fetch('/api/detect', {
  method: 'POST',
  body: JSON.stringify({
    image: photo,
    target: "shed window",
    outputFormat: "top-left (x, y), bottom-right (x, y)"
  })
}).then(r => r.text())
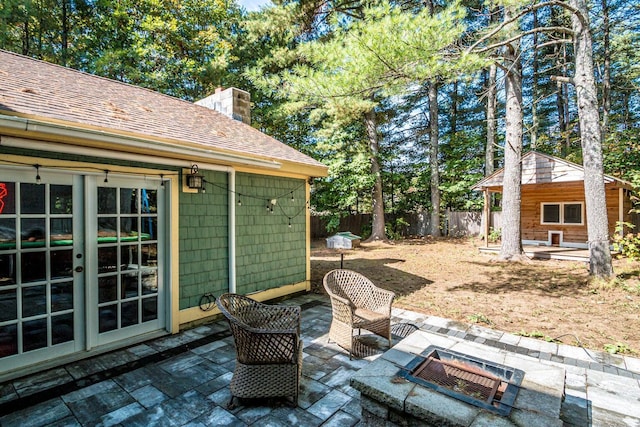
top-left (542, 204), bottom-right (560, 223)
top-left (541, 202), bottom-right (583, 225)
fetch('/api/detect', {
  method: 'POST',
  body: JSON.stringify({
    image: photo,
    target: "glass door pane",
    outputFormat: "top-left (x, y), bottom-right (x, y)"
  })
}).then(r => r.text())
top-left (0, 172), bottom-right (78, 366)
top-left (96, 182), bottom-right (161, 341)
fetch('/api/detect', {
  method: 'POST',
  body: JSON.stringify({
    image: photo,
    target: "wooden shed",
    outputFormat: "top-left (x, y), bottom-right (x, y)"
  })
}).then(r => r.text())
top-left (472, 151), bottom-right (634, 249)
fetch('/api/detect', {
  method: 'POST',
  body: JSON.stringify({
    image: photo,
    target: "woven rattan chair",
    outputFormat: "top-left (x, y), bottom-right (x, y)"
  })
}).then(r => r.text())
top-left (216, 293), bottom-right (302, 407)
top-left (323, 269), bottom-right (395, 359)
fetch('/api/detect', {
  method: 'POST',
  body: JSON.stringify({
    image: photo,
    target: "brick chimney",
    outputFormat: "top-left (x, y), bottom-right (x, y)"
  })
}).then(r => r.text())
top-left (195, 87), bottom-right (251, 125)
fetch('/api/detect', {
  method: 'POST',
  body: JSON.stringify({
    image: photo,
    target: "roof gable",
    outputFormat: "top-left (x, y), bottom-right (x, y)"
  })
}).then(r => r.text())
top-left (473, 151), bottom-right (631, 190)
top-left (0, 50), bottom-right (326, 175)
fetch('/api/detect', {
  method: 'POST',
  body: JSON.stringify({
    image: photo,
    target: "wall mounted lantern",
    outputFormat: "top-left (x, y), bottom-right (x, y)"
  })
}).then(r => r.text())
top-left (186, 164), bottom-right (203, 190)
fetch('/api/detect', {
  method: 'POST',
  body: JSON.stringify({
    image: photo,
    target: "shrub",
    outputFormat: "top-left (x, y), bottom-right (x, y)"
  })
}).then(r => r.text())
top-left (612, 222), bottom-right (640, 261)
top-left (488, 227), bottom-right (501, 243)
top-left (386, 217), bottom-right (410, 240)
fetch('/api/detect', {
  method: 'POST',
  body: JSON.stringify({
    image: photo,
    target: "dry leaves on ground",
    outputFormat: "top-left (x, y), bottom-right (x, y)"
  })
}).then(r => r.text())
top-left (311, 237), bottom-right (640, 355)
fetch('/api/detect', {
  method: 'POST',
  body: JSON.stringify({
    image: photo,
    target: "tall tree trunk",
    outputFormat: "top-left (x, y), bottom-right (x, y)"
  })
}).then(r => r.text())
top-left (562, 44), bottom-right (571, 154)
top-left (551, 4), bottom-right (571, 157)
top-left (623, 91), bottom-right (630, 130)
top-left (555, 44), bottom-right (567, 155)
top-left (485, 5), bottom-right (499, 177)
top-left (363, 110), bottom-right (387, 242)
top-left (22, 19), bottom-right (30, 55)
top-left (450, 80), bottom-right (458, 136)
top-left (601, 0), bottom-right (611, 141)
top-left (499, 6), bottom-right (525, 261)
top-left (569, 0), bottom-right (614, 278)
top-left (62, 0), bottom-right (69, 66)
top-left (429, 81), bottom-right (441, 236)
top-left (486, 65), bottom-right (497, 176)
top-left (531, 9), bottom-right (539, 149)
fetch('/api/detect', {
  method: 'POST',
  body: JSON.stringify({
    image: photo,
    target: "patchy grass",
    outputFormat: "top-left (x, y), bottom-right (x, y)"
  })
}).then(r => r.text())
top-left (311, 237), bottom-right (640, 354)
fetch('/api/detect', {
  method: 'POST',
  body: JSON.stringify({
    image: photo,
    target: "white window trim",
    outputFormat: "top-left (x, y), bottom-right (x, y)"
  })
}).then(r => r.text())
top-left (540, 202), bottom-right (584, 226)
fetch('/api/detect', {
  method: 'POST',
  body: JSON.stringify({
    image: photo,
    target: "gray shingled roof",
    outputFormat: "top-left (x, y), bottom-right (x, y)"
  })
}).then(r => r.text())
top-left (472, 151), bottom-right (632, 190)
top-left (0, 50), bottom-right (326, 173)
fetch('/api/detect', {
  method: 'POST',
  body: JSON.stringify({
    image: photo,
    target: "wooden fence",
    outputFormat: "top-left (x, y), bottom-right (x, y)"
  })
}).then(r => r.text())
top-left (311, 211), bottom-right (501, 239)
top-left (311, 211), bottom-right (639, 239)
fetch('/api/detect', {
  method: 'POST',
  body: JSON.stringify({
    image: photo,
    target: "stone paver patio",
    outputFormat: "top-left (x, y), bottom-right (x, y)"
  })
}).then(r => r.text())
top-left (1, 292), bottom-right (639, 426)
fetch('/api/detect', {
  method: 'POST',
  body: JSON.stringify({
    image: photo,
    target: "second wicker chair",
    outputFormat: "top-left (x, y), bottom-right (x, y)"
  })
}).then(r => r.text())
top-left (216, 293), bottom-right (302, 407)
top-left (323, 269), bottom-right (395, 359)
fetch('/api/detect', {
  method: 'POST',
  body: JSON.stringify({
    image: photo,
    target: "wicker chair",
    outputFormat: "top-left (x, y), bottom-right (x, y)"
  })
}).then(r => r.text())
top-left (323, 269), bottom-right (395, 359)
top-left (216, 293), bottom-right (302, 407)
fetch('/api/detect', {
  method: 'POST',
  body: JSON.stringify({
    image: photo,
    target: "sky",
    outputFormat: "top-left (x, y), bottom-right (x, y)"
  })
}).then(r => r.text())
top-left (239, 0), bottom-right (272, 11)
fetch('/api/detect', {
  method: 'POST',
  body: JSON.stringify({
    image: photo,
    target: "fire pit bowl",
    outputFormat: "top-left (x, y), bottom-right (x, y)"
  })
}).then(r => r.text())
top-left (399, 346), bottom-right (524, 416)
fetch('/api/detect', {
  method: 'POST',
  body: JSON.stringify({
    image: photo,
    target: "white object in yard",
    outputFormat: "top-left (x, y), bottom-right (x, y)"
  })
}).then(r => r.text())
top-left (326, 232), bottom-right (361, 249)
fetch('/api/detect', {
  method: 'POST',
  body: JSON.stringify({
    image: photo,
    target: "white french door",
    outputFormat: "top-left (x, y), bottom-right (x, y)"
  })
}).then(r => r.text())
top-left (0, 168), bottom-right (166, 374)
top-left (0, 170), bottom-right (82, 372)
top-left (91, 176), bottom-right (165, 347)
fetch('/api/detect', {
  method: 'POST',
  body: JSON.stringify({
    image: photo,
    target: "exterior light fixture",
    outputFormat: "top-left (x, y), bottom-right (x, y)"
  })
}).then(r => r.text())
top-left (186, 164), bottom-right (203, 190)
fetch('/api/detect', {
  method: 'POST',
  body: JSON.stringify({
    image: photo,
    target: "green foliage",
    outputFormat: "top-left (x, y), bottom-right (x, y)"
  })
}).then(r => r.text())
top-left (468, 313), bottom-right (493, 326)
top-left (325, 215), bottom-right (341, 235)
top-left (603, 342), bottom-right (635, 355)
top-left (85, 0), bottom-right (241, 100)
top-left (488, 227), bottom-right (502, 243)
top-left (603, 130), bottom-right (640, 184)
top-left (440, 130), bottom-right (486, 210)
top-left (281, 1), bottom-right (486, 119)
top-left (613, 222), bottom-right (640, 261)
top-left (515, 330), bottom-right (556, 342)
top-left (0, 0), bottom-right (242, 101)
top-left (385, 217), bottom-right (410, 240)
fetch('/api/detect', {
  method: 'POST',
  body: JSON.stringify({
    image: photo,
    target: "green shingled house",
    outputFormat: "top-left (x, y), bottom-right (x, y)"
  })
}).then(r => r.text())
top-left (0, 50), bottom-right (327, 380)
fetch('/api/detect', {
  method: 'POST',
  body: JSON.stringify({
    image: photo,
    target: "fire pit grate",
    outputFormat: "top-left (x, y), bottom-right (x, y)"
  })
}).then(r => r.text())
top-left (412, 356), bottom-right (501, 403)
top-left (399, 346), bottom-right (524, 416)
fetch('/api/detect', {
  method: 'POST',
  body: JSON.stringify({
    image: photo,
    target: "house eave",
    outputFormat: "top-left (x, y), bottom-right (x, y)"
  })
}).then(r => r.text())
top-left (0, 113), bottom-right (301, 172)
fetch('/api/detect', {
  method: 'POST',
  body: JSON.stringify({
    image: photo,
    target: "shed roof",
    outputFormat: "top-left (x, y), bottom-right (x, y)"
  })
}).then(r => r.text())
top-left (472, 151), bottom-right (632, 191)
top-left (0, 50), bottom-right (327, 176)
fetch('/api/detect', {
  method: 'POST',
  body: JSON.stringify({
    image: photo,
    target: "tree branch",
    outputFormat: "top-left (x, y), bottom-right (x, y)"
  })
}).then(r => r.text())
top-left (535, 39), bottom-right (573, 50)
top-left (475, 26), bottom-right (573, 53)
top-left (466, 1), bottom-right (587, 55)
top-left (551, 75), bottom-right (575, 85)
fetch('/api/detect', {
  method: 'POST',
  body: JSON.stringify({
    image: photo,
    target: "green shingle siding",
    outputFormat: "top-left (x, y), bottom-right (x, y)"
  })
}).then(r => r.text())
top-left (177, 171), bottom-right (308, 307)
top-left (179, 170), bottom-right (229, 310)
top-left (234, 173), bottom-right (307, 296)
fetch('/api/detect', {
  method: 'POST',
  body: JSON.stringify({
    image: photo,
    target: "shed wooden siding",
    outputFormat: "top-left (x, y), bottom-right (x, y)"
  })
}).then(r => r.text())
top-left (521, 181), bottom-right (628, 244)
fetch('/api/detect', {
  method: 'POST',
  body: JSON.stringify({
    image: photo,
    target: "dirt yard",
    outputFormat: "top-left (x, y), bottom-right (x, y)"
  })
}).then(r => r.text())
top-left (310, 238), bottom-right (640, 355)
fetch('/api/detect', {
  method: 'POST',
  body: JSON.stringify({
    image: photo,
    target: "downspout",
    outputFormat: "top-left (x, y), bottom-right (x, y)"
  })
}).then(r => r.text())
top-left (229, 170), bottom-right (237, 294)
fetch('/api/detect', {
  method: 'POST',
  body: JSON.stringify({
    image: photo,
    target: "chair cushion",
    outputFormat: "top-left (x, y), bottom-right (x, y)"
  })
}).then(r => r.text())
top-left (353, 307), bottom-right (387, 325)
